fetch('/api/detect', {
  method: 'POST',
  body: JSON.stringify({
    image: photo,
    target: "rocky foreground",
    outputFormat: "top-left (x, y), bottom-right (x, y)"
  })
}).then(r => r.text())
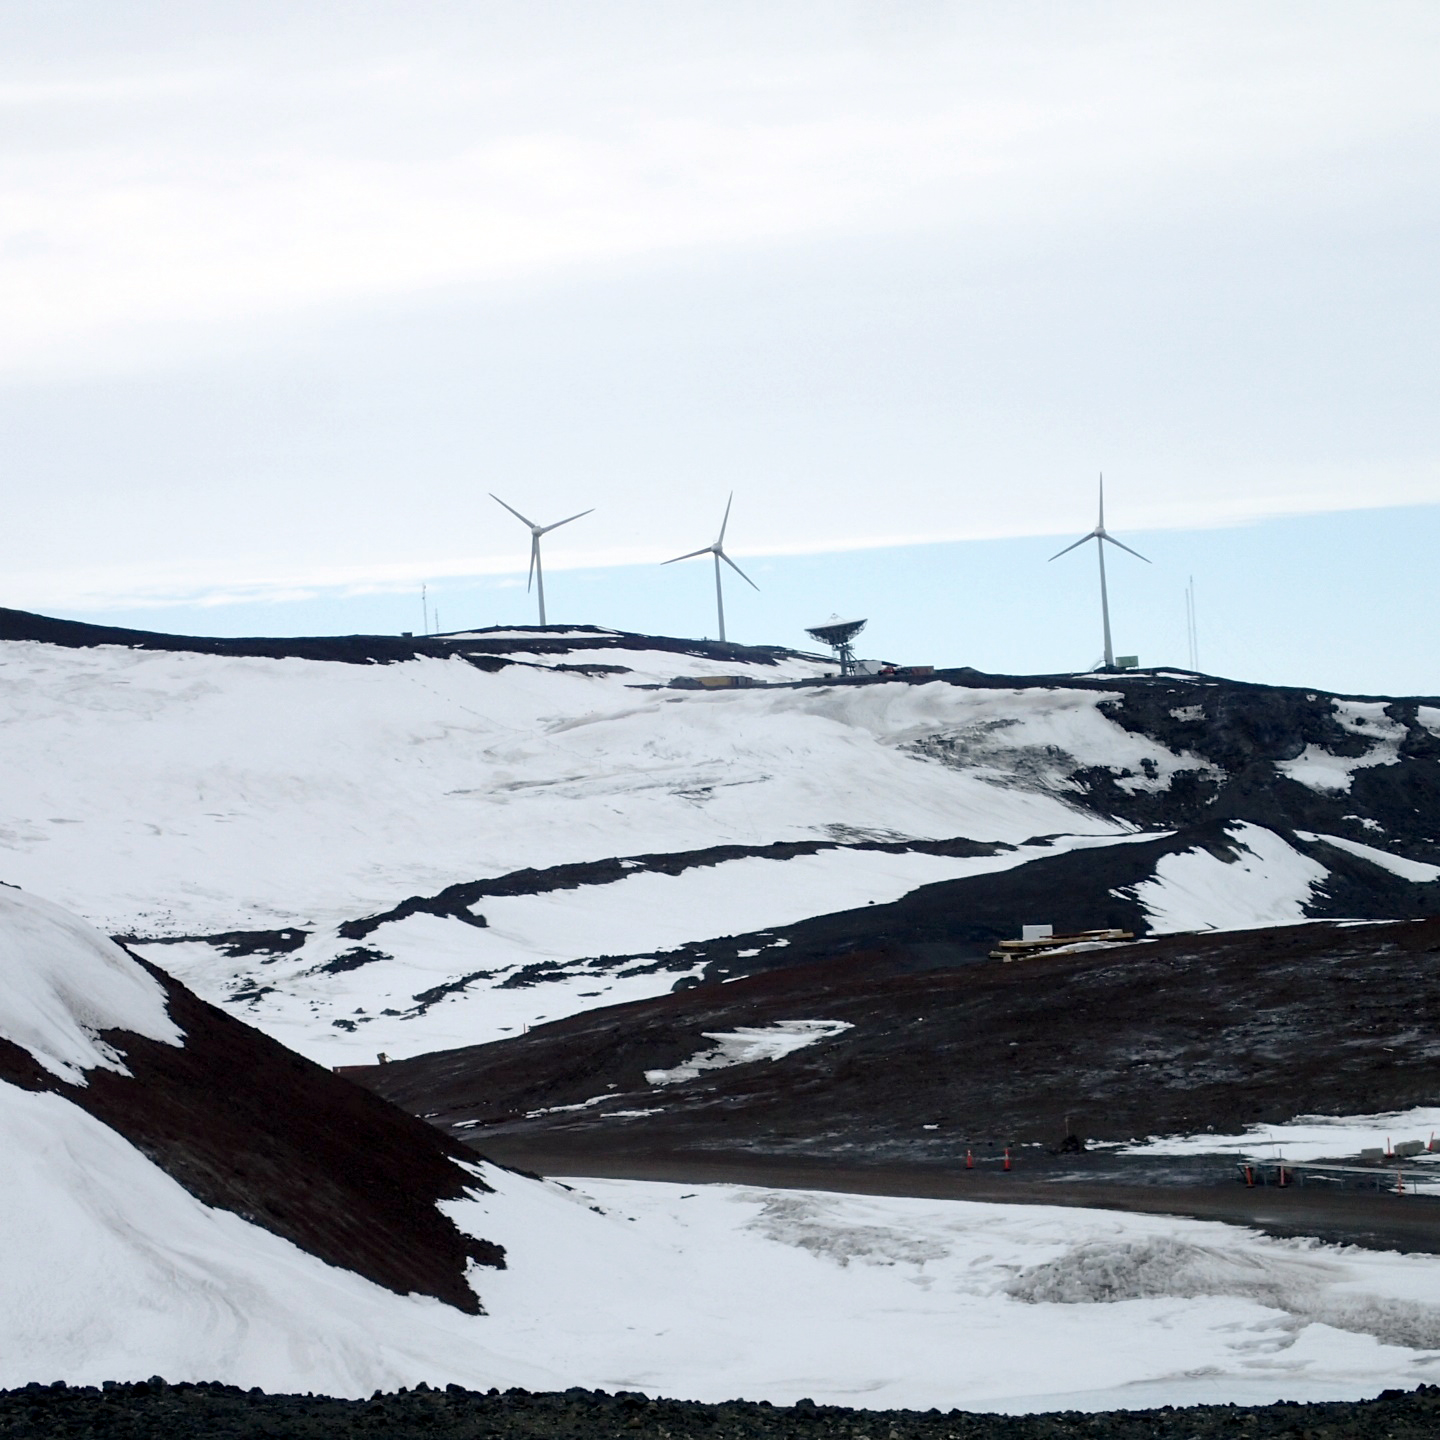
top-left (3, 1382), bottom-right (1440, 1439)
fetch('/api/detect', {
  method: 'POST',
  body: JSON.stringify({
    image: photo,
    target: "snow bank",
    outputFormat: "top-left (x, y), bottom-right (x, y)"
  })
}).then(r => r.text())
top-left (645, 1021), bottom-right (853, 1086)
top-left (0, 1082), bottom-right (550, 1395)
top-left (0, 886), bottom-right (181, 1084)
top-left (1124, 1106), bottom-right (1440, 1163)
top-left (1126, 823), bottom-right (1327, 933)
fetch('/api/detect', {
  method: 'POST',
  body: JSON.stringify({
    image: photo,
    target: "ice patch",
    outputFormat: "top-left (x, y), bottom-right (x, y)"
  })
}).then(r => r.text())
top-left (1007, 1235), bottom-right (1440, 1352)
top-left (743, 1192), bottom-right (950, 1268)
top-left (645, 1020), bottom-right (853, 1085)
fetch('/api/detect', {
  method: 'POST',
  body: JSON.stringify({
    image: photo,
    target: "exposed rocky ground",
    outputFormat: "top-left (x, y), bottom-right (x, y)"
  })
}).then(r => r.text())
top-left (354, 918), bottom-right (1440, 1251)
top-left (0, 606), bottom-right (799, 670)
top-left (581, 820), bottom-right (1440, 987)
top-left (359, 918), bottom-right (1440, 1158)
top-left (4, 1381), bottom-right (1439, 1439)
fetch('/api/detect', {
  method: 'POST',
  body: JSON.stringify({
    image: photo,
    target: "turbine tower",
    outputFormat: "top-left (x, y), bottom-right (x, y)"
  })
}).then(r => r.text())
top-left (662, 493), bottom-right (757, 643)
top-left (490, 494), bottom-right (593, 628)
top-left (1049, 474), bottom-right (1150, 669)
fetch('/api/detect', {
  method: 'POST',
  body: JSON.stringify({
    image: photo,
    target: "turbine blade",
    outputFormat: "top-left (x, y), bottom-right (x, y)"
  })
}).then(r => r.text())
top-left (539, 507), bottom-right (595, 535)
top-left (1097, 472), bottom-right (1105, 530)
top-left (527, 538), bottom-right (538, 592)
top-left (717, 492), bottom-right (734, 545)
top-left (1102, 533), bottom-right (1151, 563)
top-left (491, 493), bottom-right (538, 529)
top-left (662, 546), bottom-right (713, 565)
top-left (1048, 533), bottom-right (1094, 562)
top-left (718, 548), bottom-right (759, 590)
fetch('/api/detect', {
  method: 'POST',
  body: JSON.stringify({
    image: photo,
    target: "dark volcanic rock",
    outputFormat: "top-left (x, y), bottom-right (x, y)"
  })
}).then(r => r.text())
top-left (567, 820), bottom-right (1440, 985)
top-left (0, 606), bottom-right (805, 669)
top-left (335, 835), bottom-right (1007, 942)
top-left (3, 1379), bottom-right (1440, 1440)
top-left (0, 954), bottom-right (504, 1313)
top-left (355, 917), bottom-right (1440, 1164)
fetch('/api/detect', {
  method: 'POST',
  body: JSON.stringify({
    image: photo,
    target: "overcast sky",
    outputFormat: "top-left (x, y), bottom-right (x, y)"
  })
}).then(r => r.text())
top-left (3, 2), bottom-right (1439, 687)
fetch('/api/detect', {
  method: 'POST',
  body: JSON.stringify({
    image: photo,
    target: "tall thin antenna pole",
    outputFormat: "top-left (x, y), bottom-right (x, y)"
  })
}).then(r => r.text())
top-left (1186, 575), bottom-right (1199, 671)
top-left (713, 551), bottom-right (726, 642)
top-left (1097, 539), bottom-right (1114, 669)
top-left (534, 542), bottom-right (547, 627)
top-left (422, 584), bottom-right (429, 636)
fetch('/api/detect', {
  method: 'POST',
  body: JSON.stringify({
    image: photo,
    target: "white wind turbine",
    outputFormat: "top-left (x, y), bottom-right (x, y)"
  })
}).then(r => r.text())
top-left (490, 494), bottom-right (593, 627)
top-left (1049, 474), bottom-right (1150, 669)
top-left (662, 493), bottom-right (758, 643)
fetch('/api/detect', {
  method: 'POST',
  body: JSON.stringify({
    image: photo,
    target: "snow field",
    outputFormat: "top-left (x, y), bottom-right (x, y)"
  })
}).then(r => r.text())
top-left (0, 887), bottom-right (181, 1084)
top-left (137, 818), bottom-right (1422, 1067)
top-left (422, 1173), bottom-right (1440, 1410)
top-left (0, 642), bottom-right (1190, 937)
top-left (8, 1088), bottom-right (1439, 1414)
top-left (137, 834), bottom-right (1151, 1065)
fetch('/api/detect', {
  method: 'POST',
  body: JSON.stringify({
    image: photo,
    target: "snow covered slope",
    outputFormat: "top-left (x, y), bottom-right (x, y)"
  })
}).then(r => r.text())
top-left (0, 630), bottom-right (1139, 936)
top-left (0, 885), bottom-right (505, 1310)
top-left (9, 1100), bottom-right (1440, 1410)
top-left (5, 610), bottom-right (1440, 1063)
top-left (6, 886), bottom-right (1440, 1409)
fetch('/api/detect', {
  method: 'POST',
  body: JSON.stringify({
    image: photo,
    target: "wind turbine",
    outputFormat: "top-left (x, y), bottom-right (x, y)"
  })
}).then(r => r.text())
top-left (1049, 474), bottom-right (1150, 669)
top-left (662, 493), bottom-right (757, 643)
top-left (490, 494), bottom-right (593, 627)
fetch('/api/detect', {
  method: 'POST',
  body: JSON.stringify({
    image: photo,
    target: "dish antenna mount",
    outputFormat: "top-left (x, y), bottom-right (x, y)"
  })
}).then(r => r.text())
top-left (806, 615), bottom-right (867, 676)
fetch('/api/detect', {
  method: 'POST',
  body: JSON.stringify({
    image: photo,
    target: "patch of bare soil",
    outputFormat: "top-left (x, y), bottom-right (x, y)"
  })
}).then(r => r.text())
top-left (355, 919), bottom-right (1440, 1249)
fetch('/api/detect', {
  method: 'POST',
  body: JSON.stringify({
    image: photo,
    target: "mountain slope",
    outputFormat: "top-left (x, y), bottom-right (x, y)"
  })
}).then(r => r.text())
top-left (5, 608), bottom-right (1440, 1062)
top-left (0, 884), bottom-right (503, 1311)
top-left (354, 915), bottom-right (1440, 1167)
top-left (7, 831), bottom-right (1440, 1406)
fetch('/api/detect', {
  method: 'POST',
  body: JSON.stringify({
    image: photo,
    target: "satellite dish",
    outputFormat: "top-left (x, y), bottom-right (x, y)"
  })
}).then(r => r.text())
top-left (805, 615), bottom-right (867, 675)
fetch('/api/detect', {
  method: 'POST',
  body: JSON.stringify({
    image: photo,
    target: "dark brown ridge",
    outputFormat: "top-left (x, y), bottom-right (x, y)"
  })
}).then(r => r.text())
top-left (0, 953), bottom-right (505, 1313)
